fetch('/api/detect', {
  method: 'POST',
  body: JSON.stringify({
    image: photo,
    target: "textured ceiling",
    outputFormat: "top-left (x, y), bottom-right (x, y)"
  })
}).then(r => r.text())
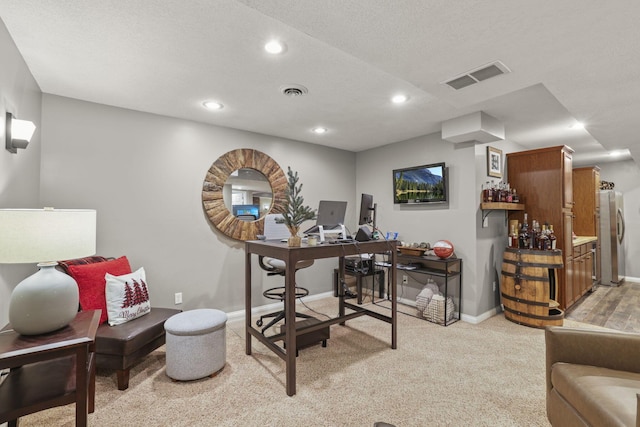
top-left (1, 0), bottom-right (638, 166)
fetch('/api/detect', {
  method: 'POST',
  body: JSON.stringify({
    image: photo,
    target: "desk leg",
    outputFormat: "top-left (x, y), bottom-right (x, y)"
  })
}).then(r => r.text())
top-left (390, 250), bottom-right (397, 349)
top-left (245, 250), bottom-right (252, 355)
top-left (285, 259), bottom-right (297, 396)
top-left (377, 270), bottom-right (385, 299)
top-left (88, 343), bottom-right (96, 414)
top-left (338, 257), bottom-right (346, 325)
top-left (75, 346), bottom-right (88, 427)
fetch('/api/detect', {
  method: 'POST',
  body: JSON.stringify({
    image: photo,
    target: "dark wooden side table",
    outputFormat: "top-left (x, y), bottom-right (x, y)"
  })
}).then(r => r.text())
top-left (0, 310), bottom-right (100, 427)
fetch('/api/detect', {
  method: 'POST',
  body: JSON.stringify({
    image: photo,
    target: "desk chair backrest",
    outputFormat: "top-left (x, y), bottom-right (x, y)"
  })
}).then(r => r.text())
top-left (261, 214), bottom-right (313, 273)
top-left (264, 214), bottom-right (290, 241)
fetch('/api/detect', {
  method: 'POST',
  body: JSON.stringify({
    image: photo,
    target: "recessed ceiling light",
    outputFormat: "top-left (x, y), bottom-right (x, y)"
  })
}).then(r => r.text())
top-left (312, 127), bottom-right (327, 134)
top-left (203, 101), bottom-right (224, 110)
top-left (391, 94), bottom-right (409, 104)
top-left (265, 40), bottom-right (286, 54)
top-left (571, 122), bottom-right (585, 130)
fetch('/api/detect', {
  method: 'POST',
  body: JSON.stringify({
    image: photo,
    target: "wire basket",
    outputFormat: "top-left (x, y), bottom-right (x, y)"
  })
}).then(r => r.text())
top-left (423, 295), bottom-right (455, 325)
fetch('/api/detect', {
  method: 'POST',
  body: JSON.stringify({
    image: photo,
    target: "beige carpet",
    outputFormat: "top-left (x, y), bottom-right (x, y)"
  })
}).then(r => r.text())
top-left (17, 298), bottom-right (606, 427)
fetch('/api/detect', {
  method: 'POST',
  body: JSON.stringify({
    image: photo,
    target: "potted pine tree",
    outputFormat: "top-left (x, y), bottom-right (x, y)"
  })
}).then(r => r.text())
top-left (277, 167), bottom-right (316, 247)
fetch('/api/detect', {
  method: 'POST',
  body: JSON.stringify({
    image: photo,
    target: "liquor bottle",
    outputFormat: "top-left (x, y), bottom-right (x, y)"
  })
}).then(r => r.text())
top-left (506, 183), bottom-right (513, 203)
top-left (483, 181), bottom-right (490, 202)
top-left (519, 214), bottom-right (530, 249)
top-left (538, 224), bottom-right (550, 250)
top-left (529, 219), bottom-right (539, 249)
top-left (548, 225), bottom-right (557, 250)
top-left (512, 188), bottom-right (520, 203)
top-left (509, 225), bottom-right (518, 248)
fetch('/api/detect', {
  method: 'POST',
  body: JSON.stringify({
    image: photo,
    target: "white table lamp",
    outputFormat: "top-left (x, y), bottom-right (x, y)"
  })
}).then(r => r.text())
top-left (0, 208), bottom-right (97, 335)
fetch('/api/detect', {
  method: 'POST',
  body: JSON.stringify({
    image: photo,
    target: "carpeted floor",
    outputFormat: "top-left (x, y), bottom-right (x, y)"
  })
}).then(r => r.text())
top-left (16, 297), bottom-right (608, 427)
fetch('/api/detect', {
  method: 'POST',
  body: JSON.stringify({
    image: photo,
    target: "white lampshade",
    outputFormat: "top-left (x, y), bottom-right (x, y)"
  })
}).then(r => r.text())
top-left (0, 208), bottom-right (96, 263)
top-left (0, 208), bottom-right (97, 335)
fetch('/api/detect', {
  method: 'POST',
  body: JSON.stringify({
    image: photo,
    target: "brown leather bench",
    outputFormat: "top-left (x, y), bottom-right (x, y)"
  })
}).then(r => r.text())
top-left (95, 307), bottom-right (181, 390)
top-left (58, 256), bottom-right (181, 390)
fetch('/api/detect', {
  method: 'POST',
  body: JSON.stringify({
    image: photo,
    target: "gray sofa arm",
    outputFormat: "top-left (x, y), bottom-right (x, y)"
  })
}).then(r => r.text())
top-left (545, 326), bottom-right (640, 393)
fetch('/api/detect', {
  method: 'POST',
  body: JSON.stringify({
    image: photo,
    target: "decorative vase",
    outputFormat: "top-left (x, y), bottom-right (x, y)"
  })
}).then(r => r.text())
top-left (9, 262), bottom-right (80, 335)
top-left (287, 235), bottom-right (302, 247)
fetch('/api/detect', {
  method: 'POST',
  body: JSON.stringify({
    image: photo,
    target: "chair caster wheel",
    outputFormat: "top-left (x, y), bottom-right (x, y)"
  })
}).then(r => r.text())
top-left (256, 319), bottom-right (263, 327)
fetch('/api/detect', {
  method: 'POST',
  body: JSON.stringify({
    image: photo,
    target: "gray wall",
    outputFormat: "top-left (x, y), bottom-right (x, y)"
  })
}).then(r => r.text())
top-left (39, 94), bottom-right (357, 314)
top-left (355, 134), bottom-right (526, 320)
top-left (0, 21), bottom-right (43, 325)
top-left (475, 140), bottom-right (526, 319)
top-left (595, 160), bottom-right (640, 279)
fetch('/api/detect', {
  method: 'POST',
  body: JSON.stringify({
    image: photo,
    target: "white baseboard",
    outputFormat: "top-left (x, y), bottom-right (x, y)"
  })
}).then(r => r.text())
top-left (461, 307), bottom-right (499, 324)
top-left (226, 292), bottom-right (501, 326)
top-left (226, 291), bottom-right (334, 323)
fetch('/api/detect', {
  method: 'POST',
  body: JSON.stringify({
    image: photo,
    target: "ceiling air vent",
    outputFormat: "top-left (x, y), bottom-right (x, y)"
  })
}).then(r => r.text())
top-left (443, 61), bottom-right (511, 90)
top-left (280, 84), bottom-right (308, 97)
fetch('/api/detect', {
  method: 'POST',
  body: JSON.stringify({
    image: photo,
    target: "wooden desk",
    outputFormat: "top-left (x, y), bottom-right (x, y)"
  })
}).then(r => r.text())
top-left (0, 310), bottom-right (100, 427)
top-left (245, 239), bottom-right (397, 396)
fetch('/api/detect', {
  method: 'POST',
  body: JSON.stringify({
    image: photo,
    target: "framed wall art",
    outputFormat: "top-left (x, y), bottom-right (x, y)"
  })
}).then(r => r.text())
top-left (487, 146), bottom-right (503, 178)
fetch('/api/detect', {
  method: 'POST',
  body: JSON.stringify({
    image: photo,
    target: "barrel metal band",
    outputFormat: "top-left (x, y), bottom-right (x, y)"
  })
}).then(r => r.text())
top-left (501, 292), bottom-right (550, 307)
top-left (504, 248), bottom-right (563, 256)
top-left (502, 258), bottom-right (564, 269)
top-left (503, 304), bottom-right (563, 320)
top-left (501, 270), bottom-right (550, 282)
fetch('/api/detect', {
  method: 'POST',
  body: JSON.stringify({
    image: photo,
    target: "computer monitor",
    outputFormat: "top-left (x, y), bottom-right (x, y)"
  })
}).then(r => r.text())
top-left (303, 200), bottom-right (347, 235)
top-left (232, 204), bottom-right (259, 219)
top-left (359, 193), bottom-right (374, 225)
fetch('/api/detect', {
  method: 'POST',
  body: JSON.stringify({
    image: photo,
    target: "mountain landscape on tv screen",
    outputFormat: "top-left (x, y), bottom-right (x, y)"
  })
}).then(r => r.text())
top-left (394, 166), bottom-right (446, 203)
top-left (400, 169), bottom-right (442, 185)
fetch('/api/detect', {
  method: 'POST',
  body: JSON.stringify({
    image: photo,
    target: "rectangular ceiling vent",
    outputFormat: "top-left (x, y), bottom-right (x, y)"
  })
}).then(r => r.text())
top-left (443, 61), bottom-right (511, 90)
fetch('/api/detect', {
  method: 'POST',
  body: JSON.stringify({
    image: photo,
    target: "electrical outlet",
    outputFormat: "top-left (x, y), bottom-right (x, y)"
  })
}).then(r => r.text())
top-left (174, 292), bottom-right (183, 305)
top-left (402, 275), bottom-right (408, 285)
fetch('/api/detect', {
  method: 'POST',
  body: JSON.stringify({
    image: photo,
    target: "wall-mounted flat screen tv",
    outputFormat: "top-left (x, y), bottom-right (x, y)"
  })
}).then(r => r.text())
top-left (393, 162), bottom-right (447, 204)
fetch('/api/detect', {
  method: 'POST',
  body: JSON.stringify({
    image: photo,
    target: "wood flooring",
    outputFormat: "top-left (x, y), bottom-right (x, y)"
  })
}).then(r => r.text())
top-left (565, 279), bottom-right (640, 333)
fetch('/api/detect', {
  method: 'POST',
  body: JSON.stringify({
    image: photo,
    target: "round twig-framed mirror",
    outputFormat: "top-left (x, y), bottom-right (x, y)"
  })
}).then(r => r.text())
top-left (202, 149), bottom-right (287, 241)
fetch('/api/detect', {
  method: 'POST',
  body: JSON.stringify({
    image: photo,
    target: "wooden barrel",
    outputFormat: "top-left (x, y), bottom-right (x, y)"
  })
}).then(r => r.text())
top-left (501, 247), bottom-right (564, 328)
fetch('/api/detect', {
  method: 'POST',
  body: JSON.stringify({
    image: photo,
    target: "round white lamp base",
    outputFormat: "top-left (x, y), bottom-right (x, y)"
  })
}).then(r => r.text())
top-left (8, 262), bottom-right (80, 335)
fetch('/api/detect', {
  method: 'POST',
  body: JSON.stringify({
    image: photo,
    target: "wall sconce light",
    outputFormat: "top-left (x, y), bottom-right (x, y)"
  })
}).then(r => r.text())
top-left (6, 112), bottom-right (36, 154)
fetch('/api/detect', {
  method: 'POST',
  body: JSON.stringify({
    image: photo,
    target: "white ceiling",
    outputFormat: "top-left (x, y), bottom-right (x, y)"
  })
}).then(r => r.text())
top-left (1, 0), bottom-right (639, 166)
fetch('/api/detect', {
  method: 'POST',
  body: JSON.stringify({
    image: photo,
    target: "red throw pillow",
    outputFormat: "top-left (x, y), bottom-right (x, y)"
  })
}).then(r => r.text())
top-left (68, 256), bottom-right (132, 324)
top-left (57, 256), bottom-right (108, 275)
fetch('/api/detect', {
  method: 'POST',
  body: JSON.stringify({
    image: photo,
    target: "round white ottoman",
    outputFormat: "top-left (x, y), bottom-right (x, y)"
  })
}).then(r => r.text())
top-left (164, 308), bottom-right (227, 381)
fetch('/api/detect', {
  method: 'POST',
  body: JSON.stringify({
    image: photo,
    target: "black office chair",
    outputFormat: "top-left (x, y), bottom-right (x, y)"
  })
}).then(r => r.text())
top-left (256, 255), bottom-right (314, 334)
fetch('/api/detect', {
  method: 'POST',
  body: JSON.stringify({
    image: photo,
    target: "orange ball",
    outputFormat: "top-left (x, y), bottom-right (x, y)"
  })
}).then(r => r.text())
top-left (433, 240), bottom-right (454, 259)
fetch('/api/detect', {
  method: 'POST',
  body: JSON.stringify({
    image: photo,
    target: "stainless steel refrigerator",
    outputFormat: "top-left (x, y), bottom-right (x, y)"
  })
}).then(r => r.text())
top-left (599, 190), bottom-right (625, 286)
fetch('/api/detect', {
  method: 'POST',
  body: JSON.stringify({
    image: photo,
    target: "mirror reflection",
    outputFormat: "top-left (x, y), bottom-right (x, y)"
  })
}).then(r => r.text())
top-left (223, 168), bottom-right (272, 221)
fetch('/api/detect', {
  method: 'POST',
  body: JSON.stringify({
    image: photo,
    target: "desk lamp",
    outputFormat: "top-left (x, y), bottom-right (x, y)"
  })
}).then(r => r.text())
top-left (0, 208), bottom-right (96, 335)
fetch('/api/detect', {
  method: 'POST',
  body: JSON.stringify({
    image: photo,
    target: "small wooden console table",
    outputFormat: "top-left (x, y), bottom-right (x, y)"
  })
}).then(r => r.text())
top-left (0, 310), bottom-right (100, 426)
top-left (245, 239), bottom-right (398, 396)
